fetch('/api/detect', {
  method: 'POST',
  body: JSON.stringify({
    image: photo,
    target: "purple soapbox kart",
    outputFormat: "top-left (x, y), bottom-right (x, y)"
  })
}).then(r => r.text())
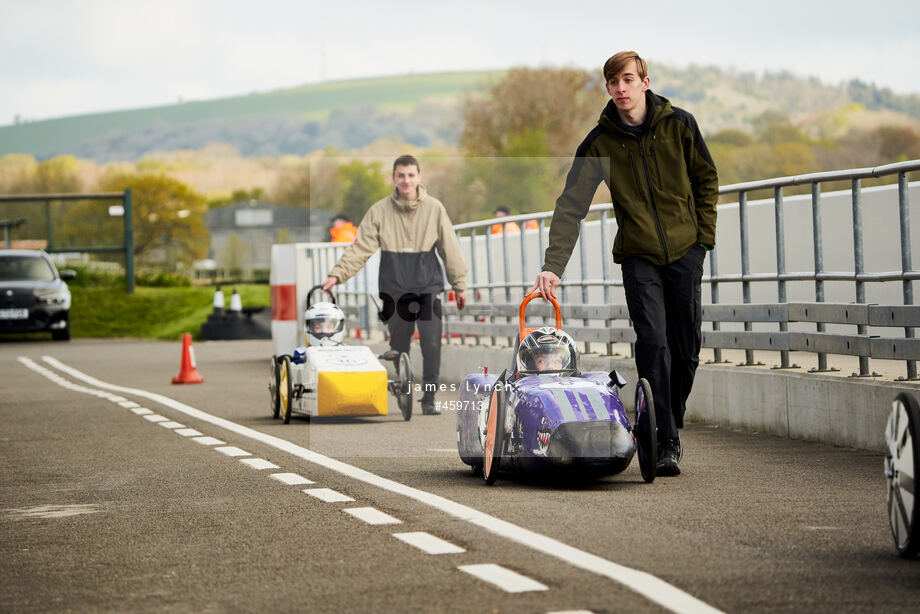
top-left (456, 292), bottom-right (658, 485)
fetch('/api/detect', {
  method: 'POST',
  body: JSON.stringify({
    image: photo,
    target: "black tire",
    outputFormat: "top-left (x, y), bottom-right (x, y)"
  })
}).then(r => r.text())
top-left (279, 355), bottom-right (293, 424)
top-left (483, 373), bottom-right (507, 485)
top-left (397, 352), bottom-right (413, 421)
top-left (634, 378), bottom-right (658, 484)
top-left (269, 355), bottom-right (280, 419)
top-left (886, 391), bottom-right (920, 557)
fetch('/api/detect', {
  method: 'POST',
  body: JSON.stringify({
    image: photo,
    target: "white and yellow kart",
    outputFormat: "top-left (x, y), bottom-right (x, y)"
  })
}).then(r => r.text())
top-left (268, 286), bottom-right (413, 423)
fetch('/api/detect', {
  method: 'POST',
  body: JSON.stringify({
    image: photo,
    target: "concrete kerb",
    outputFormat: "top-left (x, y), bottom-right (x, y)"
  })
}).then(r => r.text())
top-left (364, 338), bottom-right (920, 453)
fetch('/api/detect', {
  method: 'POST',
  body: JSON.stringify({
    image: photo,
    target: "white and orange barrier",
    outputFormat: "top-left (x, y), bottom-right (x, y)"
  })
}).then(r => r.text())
top-left (270, 242), bottom-right (380, 356)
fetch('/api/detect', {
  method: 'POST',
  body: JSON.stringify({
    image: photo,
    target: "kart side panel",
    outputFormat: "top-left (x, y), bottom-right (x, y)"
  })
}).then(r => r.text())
top-left (457, 373), bottom-right (497, 465)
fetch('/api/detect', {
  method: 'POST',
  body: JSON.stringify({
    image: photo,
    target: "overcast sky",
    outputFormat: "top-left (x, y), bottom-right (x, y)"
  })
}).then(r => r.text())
top-left (1, 0), bottom-right (918, 127)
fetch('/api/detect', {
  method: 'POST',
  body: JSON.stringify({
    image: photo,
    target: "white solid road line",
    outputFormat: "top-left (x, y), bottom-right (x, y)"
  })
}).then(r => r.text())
top-left (344, 507), bottom-right (401, 525)
top-left (392, 531), bottom-right (465, 555)
top-left (31, 355), bottom-right (724, 614)
top-left (303, 488), bottom-right (354, 503)
top-left (215, 446), bottom-right (250, 457)
top-left (458, 564), bottom-right (548, 593)
top-left (239, 458), bottom-right (280, 470)
top-left (174, 428), bottom-right (203, 437)
top-left (269, 472), bottom-right (314, 485)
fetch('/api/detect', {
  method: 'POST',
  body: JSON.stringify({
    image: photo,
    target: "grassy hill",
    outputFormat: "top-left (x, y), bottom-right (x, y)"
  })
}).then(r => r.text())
top-left (2, 65), bottom-right (918, 162)
top-left (0, 71), bottom-right (503, 161)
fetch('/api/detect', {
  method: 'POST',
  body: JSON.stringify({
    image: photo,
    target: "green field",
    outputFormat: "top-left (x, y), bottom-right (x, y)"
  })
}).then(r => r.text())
top-left (0, 70), bottom-right (503, 158)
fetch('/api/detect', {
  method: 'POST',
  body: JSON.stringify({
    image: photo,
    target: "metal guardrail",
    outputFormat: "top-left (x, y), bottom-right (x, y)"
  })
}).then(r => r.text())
top-left (446, 159), bottom-right (920, 381)
top-left (295, 160), bottom-right (919, 381)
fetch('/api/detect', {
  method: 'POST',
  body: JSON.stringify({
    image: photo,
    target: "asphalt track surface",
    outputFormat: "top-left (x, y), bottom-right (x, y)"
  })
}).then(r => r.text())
top-left (1, 339), bottom-right (917, 613)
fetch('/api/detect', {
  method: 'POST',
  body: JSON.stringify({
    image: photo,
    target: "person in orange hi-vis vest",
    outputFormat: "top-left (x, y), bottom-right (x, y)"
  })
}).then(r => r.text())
top-left (329, 213), bottom-right (358, 242)
top-left (490, 205), bottom-right (521, 234)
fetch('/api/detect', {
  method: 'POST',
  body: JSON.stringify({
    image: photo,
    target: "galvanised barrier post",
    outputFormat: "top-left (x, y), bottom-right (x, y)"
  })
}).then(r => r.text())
top-left (898, 171), bottom-right (916, 380)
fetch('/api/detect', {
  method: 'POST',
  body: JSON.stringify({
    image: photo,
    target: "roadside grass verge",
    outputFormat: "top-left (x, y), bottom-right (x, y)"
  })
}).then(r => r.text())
top-left (69, 284), bottom-right (269, 340)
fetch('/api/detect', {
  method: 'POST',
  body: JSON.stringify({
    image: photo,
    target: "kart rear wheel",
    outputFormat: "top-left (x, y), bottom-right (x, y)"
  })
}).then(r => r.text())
top-left (886, 391), bottom-right (920, 557)
top-left (397, 352), bottom-right (413, 421)
top-left (269, 355), bottom-right (280, 419)
top-left (279, 355), bottom-right (293, 424)
top-left (483, 374), bottom-right (507, 485)
top-left (634, 378), bottom-right (657, 484)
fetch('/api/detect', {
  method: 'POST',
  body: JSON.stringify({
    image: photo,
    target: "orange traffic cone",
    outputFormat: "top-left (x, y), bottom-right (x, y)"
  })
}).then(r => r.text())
top-left (172, 333), bottom-right (204, 384)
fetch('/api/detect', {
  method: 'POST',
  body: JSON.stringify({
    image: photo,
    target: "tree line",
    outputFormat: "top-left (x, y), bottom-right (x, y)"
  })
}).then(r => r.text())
top-left (2, 67), bottom-right (918, 273)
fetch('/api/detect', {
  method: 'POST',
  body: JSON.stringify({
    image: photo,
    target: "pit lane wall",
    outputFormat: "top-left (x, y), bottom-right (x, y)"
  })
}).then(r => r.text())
top-left (391, 342), bottom-right (914, 453)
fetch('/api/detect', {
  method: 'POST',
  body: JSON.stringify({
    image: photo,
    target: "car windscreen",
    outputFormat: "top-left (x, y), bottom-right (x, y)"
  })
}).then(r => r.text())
top-left (0, 255), bottom-right (56, 282)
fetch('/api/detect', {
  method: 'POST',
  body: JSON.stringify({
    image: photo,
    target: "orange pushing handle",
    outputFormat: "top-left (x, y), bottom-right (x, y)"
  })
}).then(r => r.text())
top-left (519, 291), bottom-right (561, 337)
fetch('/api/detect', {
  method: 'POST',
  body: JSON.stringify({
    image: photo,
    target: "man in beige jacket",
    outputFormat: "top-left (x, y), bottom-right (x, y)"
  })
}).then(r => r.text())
top-left (323, 155), bottom-right (468, 415)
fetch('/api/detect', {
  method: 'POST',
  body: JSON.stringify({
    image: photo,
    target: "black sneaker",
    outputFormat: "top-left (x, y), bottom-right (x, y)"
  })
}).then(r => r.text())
top-left (420, 391), bottom-right (439, 415)
top-left (377, 349), bottom-right (400, 362)
top-left (656, 437), bottom-right (681, 476)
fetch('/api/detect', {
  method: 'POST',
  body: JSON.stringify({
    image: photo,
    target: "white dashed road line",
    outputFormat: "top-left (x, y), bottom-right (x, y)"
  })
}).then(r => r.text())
top-left (344, 507), bottom-right (401, 525)
top-left (175, 428), bottom-right (203, 437)
top-left (239, 458), bottom-right (279, 470)
top-left (303, 488), bottom-right (354, 503)
top-left (215, 446), bottom-right (250, 457)
top-left (270, 472), bottom-right (314, 486)
top-left (459, 564), bottom-right (548, 593)
top-left (143, 414), bottom-right (169, 423)
top-left (25, 355), bottom-right (724, 614)
top-left (191, 436), bottom-right (225, 446)
top-left (131, 407), bottom-right (153, 415)
top-left (158, 421), bottom-right (185, 429)
top-left (392, 531), bottom-right (465, 555)
top-left (118, 401), bottom-right (141, 408)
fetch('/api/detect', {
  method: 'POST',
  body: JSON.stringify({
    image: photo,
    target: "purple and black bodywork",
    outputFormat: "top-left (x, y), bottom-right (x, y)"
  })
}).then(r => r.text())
top-left (457, 370), bottom-right (638, 476)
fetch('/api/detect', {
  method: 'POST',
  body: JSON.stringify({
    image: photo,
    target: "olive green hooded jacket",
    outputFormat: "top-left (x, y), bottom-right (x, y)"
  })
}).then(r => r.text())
top-left (543, 91), bottom-right (718, 275)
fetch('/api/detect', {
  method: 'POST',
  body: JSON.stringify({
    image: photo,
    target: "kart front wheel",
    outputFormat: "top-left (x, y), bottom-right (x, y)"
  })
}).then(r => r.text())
top-left (483, 373), bottom-right (507, 485)
top-left (279, 355), bottom-right (293, 424)
top-left (396, 352), bottom-right (413, 421)
top-left (269, 355), bottom-right (280, 419)
top-left (634, 377), bottom-right (657, 484)
top-left (886, 391), bottom-right (920, 557)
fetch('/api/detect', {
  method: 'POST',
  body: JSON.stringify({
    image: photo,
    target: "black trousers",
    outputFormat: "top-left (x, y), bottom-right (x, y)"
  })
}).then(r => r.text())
top-left (621, 245), bottom-right (705, 439)
top-left (381, 292), bottom-right (442, 390)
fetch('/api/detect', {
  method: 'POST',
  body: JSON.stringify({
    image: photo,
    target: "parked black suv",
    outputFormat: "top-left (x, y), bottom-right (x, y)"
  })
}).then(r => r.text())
top-left (0, 250), bottom-right (75, 341)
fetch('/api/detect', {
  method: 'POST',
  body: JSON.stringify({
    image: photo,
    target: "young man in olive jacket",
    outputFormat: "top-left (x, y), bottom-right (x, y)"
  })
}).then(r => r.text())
top-left (531, 51), bottom-right (718, 476)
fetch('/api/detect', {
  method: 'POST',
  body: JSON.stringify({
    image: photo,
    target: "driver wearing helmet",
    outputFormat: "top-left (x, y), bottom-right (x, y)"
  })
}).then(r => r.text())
top-left (304, 302), bottom-right (345, 347)
top-left (517, 327), bottom-right (577, 375)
